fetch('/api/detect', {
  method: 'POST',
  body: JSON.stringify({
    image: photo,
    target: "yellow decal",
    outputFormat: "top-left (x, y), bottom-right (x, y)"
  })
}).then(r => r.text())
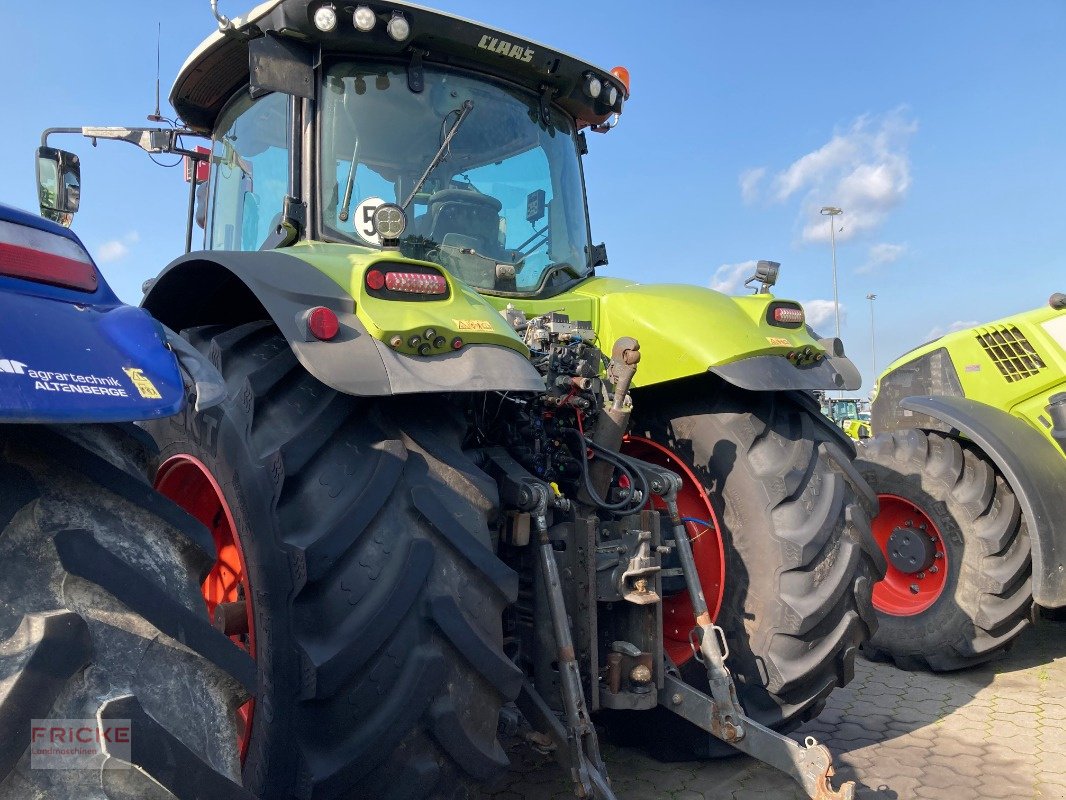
top-left (123, 367), bottom-right (162, 399)
top-left (767, 337), bottom-right (791, 347)
top-left (453, 319), bottom-right (494, 331)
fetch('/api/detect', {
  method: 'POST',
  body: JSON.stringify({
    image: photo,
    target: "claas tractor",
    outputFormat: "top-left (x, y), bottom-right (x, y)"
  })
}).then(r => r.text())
top-left (34, 2), bottom-right (885, 798)
top-left (820, 396), bottom-right (872, 441)
top-left (0, 201), bottom-right (252, 797)
top-left (856, 294), bottom-right (1066, 671)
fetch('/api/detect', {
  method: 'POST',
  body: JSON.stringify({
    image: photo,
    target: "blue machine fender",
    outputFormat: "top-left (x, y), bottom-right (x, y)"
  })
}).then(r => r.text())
top-left (142, 251), bottom-right (544, 397)
top-left (0, 294), bottom-right (183, 424)
top-left (901, 395), bottom-right (1066, 607)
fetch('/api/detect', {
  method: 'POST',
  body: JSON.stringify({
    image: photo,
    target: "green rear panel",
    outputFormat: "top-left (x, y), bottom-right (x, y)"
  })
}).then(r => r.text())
top-left (284, 242), bottom-right (832, 389)
top-left (874, 304), bottom-right (1066, 448)
top-left (482, 277), bottom-right (828, 387)
top-left (285, 242), bottom-right (529, 358)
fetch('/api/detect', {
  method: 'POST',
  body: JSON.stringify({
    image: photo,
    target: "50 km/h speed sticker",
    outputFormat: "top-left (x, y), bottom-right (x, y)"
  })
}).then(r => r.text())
top-left (352, 197), bottom-right (386, 246)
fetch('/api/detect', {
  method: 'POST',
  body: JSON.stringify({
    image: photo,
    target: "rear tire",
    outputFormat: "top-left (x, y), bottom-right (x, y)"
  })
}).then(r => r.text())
top-left (626, 381), bottom-right (883, 759)
top-left (143, 322), bottom-right (521, 800)
top-left (856, 429), bottom-right (1032, 671)
top-left (0, 425), bottom-right (249, 799)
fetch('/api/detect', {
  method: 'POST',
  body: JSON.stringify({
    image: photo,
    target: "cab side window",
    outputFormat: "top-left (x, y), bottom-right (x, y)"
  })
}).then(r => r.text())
top-left (208, 91), bottom-right (290, 251)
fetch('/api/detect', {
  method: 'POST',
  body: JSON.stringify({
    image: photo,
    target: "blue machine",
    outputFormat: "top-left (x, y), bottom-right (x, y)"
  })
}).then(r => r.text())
top-left (0, 202), bottom-right (185, 423)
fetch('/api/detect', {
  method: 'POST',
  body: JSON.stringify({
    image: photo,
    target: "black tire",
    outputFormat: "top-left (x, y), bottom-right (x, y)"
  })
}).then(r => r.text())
top-left (0, 425), bottom-right (251, 799)
top-left (856, 429), bottom-right (1032, 671)
top-left (626, 381), bottom-right (883, 759)
top-left (143, 321), bottom-right (521, 800)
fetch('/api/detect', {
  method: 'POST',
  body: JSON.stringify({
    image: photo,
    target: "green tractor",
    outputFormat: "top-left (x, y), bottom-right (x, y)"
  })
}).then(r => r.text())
top-left (820, 396), bottom-right (872, 441)
top-left (37, 2), bottom-right (885, 798)
top-left (857, 295), bottom-right (1066, 670)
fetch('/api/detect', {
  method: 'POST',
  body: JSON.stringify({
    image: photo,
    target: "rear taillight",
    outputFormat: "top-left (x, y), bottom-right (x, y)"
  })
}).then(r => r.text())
top-left (384, 271), bottom-right (447, 295)
top-left (364, 264), bottom-right (450, 300)
top-left (0, 220), bottom-right (97, 292)
top-left (767, 302), bottom-right (804, 328)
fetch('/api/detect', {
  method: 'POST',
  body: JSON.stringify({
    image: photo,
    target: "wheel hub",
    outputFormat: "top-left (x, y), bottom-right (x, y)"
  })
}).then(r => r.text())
top-left (871, 494), bottom-right (949, 616)
top-left (886, 526), bottom-right (936, 574)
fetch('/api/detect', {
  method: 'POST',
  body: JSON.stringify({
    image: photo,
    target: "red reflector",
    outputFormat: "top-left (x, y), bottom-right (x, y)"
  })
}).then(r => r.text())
top-left (451, 337), bottom-right (464, 350)
top-left (366, 269), bottom-right (385, 290)
top-left (384, 271), bottom-right (447, 295)
top-left (773, 306), bottom-right (804, 324)
top-left (307, 306), bottom-right (339, 341)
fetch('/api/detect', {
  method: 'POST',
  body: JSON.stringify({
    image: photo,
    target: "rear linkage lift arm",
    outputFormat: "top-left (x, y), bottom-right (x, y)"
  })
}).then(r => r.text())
top-left (498, 470), bottom-right (618, 800)
top-left (642, 467), bottom-right (855, 800)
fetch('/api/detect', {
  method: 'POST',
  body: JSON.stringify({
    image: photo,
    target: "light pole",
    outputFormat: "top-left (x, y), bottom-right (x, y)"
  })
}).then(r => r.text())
top-left (866, 293), bottom-right (877, 386)
top-left (820, 206), bottom-right (844, 339)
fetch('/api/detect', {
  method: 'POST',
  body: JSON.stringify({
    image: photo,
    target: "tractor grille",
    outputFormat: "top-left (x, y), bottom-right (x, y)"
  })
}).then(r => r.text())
top-left (976, 325), bottom-right (1046, 383)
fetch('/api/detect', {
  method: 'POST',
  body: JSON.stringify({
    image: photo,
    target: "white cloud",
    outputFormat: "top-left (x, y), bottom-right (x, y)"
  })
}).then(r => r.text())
top-left (857, 242), bottom-right (907, 274)
top-left (96, 231), bottom-right (139, 264)
top-left (739, 167), bottom-right (766, 205)
top-left (709, 260), bottom-right (758, 294)
top-left (925, 320), bottom-right (978, 340)
top-left (741, 108), bottom-right (917, 245)
top-left (803, 299), bottom-right (845, 333)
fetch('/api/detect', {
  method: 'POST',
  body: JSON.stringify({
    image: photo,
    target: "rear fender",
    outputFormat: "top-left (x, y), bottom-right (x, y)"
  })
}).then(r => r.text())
top-left (899, 395), bottom-right (1066, 607)
top-left (142, 251), bottom-right (543, 396)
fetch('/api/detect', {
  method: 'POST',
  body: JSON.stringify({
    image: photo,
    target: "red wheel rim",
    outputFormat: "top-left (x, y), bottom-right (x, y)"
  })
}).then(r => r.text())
top-left (155, 455), bottom-right (256, 760)
top-left (871, 494), bottom-right (949, 616)
top-left (621, 436), bottom-right (725, 666)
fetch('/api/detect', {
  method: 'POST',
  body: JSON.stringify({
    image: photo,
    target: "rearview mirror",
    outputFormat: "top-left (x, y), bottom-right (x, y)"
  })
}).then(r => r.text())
top-left (36, 146), bottom-right (81, 226)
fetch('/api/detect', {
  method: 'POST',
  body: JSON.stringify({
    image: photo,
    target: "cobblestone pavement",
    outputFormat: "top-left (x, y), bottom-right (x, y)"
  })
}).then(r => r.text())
top-left (481, 617), bottom-right (1066, 799)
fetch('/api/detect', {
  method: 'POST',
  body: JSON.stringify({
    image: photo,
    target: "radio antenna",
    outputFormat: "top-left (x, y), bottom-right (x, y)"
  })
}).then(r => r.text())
top-left (148, 22), bottom-right (164, 122)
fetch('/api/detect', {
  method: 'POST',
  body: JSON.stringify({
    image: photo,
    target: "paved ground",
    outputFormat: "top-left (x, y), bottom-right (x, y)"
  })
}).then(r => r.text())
top-left (481, 616), bottom-right (1066, 799)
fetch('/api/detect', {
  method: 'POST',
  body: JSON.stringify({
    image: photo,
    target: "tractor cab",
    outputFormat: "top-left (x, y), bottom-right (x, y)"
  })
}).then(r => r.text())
top-left (820, 396), bottom-right (872, 440)
top-left (169, 0), bottom-right (627, 297)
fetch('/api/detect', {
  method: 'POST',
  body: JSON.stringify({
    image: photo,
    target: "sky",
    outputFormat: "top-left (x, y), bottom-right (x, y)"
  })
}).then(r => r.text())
top-left (2, 2), bottom-right (1064, 394)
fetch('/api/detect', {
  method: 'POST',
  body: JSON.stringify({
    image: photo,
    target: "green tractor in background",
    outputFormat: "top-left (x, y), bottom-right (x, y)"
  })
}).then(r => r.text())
top-left (857, 294), bottom-right (1066, 670)
top-left (36, 2), bottom-right (884, 798)
top-left (820, 396), bottom-right (872, 441)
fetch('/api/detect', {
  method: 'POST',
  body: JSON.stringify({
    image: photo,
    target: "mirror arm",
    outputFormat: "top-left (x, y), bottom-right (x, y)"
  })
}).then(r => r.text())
top-left (41, 126), bottom-right (206, 158)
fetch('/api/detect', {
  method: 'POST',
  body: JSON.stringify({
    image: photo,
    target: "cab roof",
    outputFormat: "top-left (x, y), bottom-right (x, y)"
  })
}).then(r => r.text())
top-left (171, 0), bottom-right (627, 134)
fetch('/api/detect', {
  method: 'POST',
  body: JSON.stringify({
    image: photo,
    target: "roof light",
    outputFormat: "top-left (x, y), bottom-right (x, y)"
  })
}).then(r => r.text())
top-left (610, 66), bottom-right (631, 97)
top-left (384, 271), bottom-right (447, 295)
top-left (306, 306), bottom-right (339, 341)
top-left (386, 12), bottom-right (410, 41)
top-left (583, 73), bottom-right (602, 100)
top-left (0, 219), bottom-right (97, 292)
top-left (604, 85), bottom-right (619, 107)
top-left (353, 5), bottom-right (376, 31)
top-left (313, 5), bottom-right (337, 32)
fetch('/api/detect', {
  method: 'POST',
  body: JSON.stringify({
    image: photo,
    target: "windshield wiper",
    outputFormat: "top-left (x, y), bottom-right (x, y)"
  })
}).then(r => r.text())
top-left (337, 133), bottom-right (360, 223)
top-left (401, 99), bottom-right (474, 209)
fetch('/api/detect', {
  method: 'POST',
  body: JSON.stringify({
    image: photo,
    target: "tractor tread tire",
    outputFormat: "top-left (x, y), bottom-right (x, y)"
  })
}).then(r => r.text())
top-left (630, 382), bottom-right (883, 759)
top-left (857, 429), bottom-right (1032, 671)
top-left (147, 322), bottom-right (518, 800)
top-left (0, 425), bottom-right (248, 800)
